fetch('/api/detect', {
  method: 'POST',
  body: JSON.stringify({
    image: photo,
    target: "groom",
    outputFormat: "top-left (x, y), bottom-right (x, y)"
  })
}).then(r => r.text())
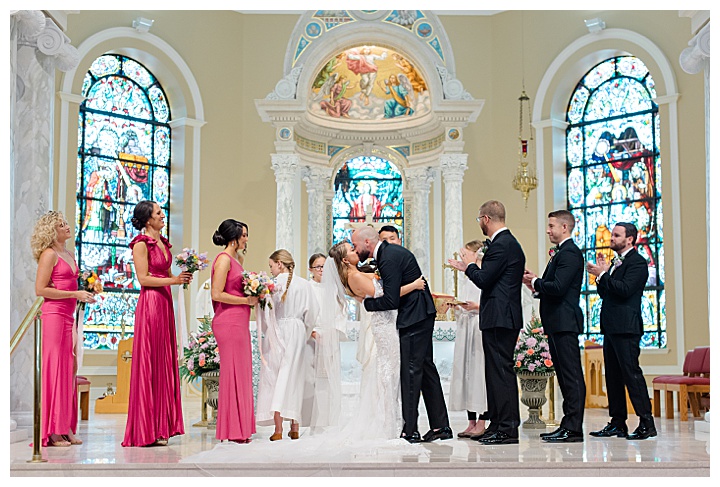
top-left (352, 226), bottom-right (452, 443)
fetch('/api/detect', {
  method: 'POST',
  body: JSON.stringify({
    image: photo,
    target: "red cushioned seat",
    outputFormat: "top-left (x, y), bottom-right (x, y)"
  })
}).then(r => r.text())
top-left (664, 376), bottom-right (710, 385)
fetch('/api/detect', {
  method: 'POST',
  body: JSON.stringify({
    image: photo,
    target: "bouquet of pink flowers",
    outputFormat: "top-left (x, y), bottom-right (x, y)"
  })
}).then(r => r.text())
top-left (241, 270), bottom-right (275, 309)
top-left (514, 312), bottom-right (554, 374)
top-left (175, 248), bottom-right (209, 289)
top-left (179, 315), bottom-right (219, 383)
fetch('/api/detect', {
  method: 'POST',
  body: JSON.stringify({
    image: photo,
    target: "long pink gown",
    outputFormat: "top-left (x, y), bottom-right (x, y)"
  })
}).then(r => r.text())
top-left (211, 254), bottom-right (256, 441)
top-left (40, 253), bottom-right (79, 446)
top-left (123, 234), bottom-right (184, 447)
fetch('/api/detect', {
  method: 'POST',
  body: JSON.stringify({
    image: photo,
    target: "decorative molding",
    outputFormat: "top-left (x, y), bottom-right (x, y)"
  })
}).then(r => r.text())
top-left (439, 153), bottom-right (468, 182)
top-left (436, 65), bottom-right (472, 100)
top-left (679, 22), bottom-right (710, 75)
top-left (266, 65), bottom-right (304, 100)
top-left (271, 153), bottom-right (300, 182)
top-left (13, 11), bottom-right (79, 72)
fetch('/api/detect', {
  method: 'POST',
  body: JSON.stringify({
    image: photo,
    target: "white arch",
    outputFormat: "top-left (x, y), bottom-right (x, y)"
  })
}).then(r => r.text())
top-left (531, 28), bottom-right (684, 373)
top-left (57, 27), bottom-right (206, 343)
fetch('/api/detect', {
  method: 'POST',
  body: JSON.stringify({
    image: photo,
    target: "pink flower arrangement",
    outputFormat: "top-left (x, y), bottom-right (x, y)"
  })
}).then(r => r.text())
top-left (175, 248), bottom-right (209, 289)
top-left (179, 315), bottom-right (219, 383)
top-left (241, 270), bottom-right (275, 309)
top-left (514, 312), bottom-right (554, 374)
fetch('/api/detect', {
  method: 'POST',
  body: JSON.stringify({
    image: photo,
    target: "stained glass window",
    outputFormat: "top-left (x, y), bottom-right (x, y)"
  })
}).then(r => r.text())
top-left (76, 54), bottom-right (171, 350)
top-left (331, 156), bottom-right (404, 247)
top-left (566, 56), bottom-right (665, 349)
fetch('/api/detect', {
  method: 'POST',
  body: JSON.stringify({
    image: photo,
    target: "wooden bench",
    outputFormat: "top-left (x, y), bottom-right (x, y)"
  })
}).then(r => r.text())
top-left (77, 375), bottom-right (91, 420)
top-left (652, 346), bottom-right (710, 420)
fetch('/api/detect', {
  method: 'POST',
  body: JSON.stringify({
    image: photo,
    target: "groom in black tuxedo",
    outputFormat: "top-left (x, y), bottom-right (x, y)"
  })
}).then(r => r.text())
top-left (523, 210), bottom-right (586, 442)
top-left (352, 225), bottom-right (451, 444)
top-left (587, 222), bottom-right (657, 440)
top-left (448, 200), bottom-right (525, 445)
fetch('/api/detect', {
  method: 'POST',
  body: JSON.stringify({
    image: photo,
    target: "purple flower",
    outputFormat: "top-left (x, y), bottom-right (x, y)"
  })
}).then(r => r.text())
top-left (525, 337), bottom-right (537, 348)
top-left (528, 363), bottom-right (536, 372)
top-left (517, 353), bottom-right (525, 361)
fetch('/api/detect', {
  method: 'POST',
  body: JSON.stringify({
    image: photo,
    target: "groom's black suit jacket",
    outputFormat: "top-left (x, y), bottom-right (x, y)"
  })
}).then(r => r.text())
top-left (465, 229), bottom-right (526, 331)
top-left (597, 248), bottom-right (648, 336)
top-left (363, 241), bottom-right (436, 328)
top-left (532, 239), bottom-right (585, 334)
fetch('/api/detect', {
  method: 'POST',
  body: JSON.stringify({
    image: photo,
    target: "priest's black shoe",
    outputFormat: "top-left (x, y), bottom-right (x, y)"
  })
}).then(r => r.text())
top-left (422, 426), bottom-right (453, 442)
top-left (401, 431), bottom-right (423, 444)
top-left (540, 427), bottom-right (562, 438)
top-left (477, 431), bottom-right (519, 445)
top-left (626, 423), bottom-right (657, 440)
top-left (589, 422), bottom-right (628, 438)
top-left (541, 428), bottom-right (583, 443)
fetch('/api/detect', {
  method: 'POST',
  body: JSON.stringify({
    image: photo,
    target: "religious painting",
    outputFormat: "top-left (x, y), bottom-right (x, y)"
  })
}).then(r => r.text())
top-left (566, 56), bottom-right (665, 349)
top-left (76, 54), bottom-right (171, 350)
top-left (331, 156), bottom-right (404, 245)
top-left (309, 46), bottom-right (430, 121)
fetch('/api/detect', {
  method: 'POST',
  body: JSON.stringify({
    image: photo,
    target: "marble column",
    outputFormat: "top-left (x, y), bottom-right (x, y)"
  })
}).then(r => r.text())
top-left (680, 19), bottom-right (711, 412)
top-left (10, 11), bottom-right (80, 427)
top-left (405, 166), bottom-right (435, 276)
top-left (271, 153), bottom-right (300, 253)
top-left (302, 166), bottom-right (333, 257)
top-left (440, 154), bottom-right (468, 295)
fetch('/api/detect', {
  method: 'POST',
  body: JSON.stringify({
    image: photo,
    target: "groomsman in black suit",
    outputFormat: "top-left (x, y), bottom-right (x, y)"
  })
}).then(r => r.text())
top-left (353, 225), bottom-right (452, 444)
top-left (523, 210), bottom-right (586, 442)
top-left (448, 200), bottom-right (526, 445)
top-left (587, 222), bottom-right (657, 440)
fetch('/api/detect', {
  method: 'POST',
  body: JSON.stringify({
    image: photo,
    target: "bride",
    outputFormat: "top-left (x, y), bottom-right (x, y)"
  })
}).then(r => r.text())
top-left (323, 241), bottom-right (425, 440)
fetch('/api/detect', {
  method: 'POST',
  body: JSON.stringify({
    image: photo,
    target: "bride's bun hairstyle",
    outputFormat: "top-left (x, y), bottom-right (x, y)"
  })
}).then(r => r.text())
top-left (131, 200), bottom-right (157, 231)
top-left (212, 219), bottom-right (248, 247)
top-left (269, 249), bottom-right (295, 301)
top-left (328, 242), bottom-right (356, 297)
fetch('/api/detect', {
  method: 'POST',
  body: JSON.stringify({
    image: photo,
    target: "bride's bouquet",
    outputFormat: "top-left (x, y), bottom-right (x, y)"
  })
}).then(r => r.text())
top-left (241, 270), bottom-right (275, 309)
top-left (175, 248), bottom-right (209, 289)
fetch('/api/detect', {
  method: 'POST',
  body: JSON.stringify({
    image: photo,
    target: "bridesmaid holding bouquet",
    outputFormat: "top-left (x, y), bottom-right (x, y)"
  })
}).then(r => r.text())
top-left (210, 219), bottom-right (258, 443)
top-left (32, 211), bottom-right (96, 447)
top-left (122, 200), bottom-right (193, 447)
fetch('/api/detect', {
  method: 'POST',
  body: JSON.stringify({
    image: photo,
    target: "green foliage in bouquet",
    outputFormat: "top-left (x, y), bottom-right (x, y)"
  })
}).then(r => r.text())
top-left (179, 314), bottom-right (219, 383)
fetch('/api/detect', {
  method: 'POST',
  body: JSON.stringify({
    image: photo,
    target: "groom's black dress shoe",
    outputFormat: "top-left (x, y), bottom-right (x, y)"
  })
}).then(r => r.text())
top-left (401, 432), bottom-right (423, 444)
top-left (541, 428), bottom-right (583, 443)
top-left (626, 423), bottom-right (657, 440)
top-left (589, 422), bottom-right (628, 438)
top-left (477, 431), bottom-right (519, 445)
top-left (422, 426), bottom-right (453, 442)
top-left (470, 428), bottom-right (496, 441)
top-left (539, 427), bottom-right (562, 438)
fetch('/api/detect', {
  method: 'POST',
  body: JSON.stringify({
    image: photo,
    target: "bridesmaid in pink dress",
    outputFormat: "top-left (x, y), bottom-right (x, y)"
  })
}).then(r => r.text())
top-left (210, 219), bottom-right (259, 443)
top-left (32, 211), bottom-right (96, 447)
top-left (123, 201), bottom-right (193, 447)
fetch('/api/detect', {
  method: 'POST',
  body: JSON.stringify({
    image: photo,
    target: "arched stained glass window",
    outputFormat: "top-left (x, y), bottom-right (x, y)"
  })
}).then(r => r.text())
top-left (331, 156), bottom-right (404, 245)
top-left (75, 54), bottom-right (171, 350)
top-left (566, 56), bottom-right (665, 349)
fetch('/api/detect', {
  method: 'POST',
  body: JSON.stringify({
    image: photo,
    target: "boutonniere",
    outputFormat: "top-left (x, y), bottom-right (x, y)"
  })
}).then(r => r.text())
top-left (374, 268), bottom-right (381, 280)
top-left (481, 239), bottom-right (491, 254)
top-left (612, 255), bottom-right (625, 267)
top-left (548, 245), bottom-right (560, 260)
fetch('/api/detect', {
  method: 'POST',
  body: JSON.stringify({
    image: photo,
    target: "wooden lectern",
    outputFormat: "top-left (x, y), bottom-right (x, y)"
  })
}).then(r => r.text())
top-left (95, 338), bottom-right (133, 414)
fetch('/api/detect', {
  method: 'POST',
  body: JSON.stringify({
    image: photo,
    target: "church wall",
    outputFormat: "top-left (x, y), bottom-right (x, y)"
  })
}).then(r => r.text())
top-left (53, 10), bottom-right (707, 380)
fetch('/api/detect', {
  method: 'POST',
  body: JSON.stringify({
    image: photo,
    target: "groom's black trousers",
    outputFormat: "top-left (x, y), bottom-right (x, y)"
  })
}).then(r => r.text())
top-left (398, 315), bottom-right (449, 435)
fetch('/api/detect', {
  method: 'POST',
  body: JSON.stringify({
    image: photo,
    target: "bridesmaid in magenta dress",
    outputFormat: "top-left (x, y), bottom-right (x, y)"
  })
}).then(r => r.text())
top-left (123, 201), bottom-right (193, 447)
top-left (32, 211), bottom-right (96, 447)
top-left (210, 219), bottom-right (258, 443)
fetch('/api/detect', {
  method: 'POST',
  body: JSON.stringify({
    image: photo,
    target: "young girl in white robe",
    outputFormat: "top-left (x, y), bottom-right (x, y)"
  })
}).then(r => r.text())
top-left (256, 249), bottom-right (320, 441)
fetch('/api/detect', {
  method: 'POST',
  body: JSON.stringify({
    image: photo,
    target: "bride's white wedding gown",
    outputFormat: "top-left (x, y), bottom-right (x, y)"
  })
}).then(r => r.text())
top-left (180, 278), bottom-right (427, 463)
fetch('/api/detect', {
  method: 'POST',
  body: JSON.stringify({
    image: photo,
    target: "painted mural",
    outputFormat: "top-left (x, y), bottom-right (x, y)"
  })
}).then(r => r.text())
top-left (309, 46), bottom-right (430, 121)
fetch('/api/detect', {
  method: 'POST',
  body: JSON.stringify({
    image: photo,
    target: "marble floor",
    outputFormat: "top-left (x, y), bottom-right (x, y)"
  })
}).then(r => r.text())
top-left (8, 397), bottom-right (712, 478)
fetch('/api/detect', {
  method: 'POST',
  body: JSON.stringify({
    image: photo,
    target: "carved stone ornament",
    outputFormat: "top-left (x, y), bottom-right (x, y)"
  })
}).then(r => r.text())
top-left (436, 65), bottom-right (473, 100)
top-left (679, 23), bottom-right (710, 75)
top-left (13, 11), bottom-right (80, 72)
top-left (266, 65), bottom-right (304, 100)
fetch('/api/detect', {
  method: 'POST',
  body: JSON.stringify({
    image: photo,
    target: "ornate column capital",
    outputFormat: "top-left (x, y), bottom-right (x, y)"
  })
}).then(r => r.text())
top-left (271, 153), bottom-right (299, 183)
top-left (13, 11), bottom-right (79, 72)
top-left (301, 165), bottom-right (333, 192)
top-left (405, 166), bottom-right (435, 194)
top-left (680, 22), bottom-right (710, 75)
top-left (440, 153), bottom-right (468, 183)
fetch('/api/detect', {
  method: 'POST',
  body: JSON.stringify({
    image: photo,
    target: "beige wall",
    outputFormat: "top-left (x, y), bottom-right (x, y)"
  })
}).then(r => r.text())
top-left (55, 11), bottom-right (707, 380)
